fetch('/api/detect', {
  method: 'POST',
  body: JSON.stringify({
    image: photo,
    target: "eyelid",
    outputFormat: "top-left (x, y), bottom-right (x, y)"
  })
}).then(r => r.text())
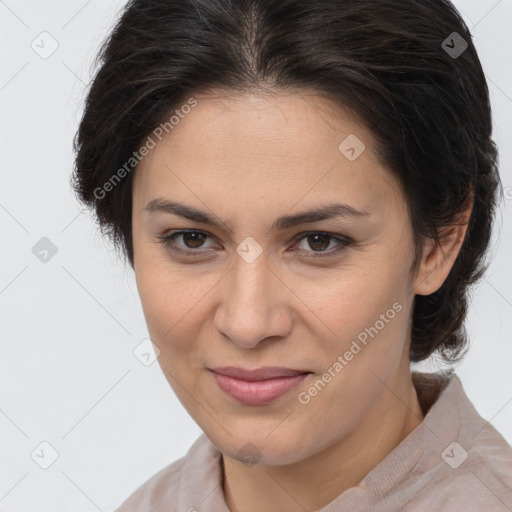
top-left (157, 229), bottom-right (353, 258)
top-left (158, 229), bottom-right (218, 254)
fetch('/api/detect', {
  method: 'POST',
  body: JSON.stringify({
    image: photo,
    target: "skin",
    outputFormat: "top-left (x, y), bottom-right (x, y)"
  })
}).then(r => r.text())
top-left (131, 89), bottom-right (471, 512)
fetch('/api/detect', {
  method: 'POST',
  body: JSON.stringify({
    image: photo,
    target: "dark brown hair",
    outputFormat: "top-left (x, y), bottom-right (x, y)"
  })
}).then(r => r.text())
top-left (72, 0), bottom-right (503, 363)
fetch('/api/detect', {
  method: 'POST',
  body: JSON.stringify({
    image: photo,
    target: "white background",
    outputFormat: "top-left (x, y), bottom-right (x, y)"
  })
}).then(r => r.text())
top-left (0, 0), bottom-right (511, 510)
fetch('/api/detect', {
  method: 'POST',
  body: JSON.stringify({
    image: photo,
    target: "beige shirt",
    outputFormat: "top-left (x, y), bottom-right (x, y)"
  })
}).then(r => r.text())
top-left (115, 372), bottom-right (512, 511)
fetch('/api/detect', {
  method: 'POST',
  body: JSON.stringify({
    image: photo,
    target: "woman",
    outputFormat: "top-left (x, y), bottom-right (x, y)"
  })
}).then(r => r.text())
top-left (72, 0), bottom-right (512, 510)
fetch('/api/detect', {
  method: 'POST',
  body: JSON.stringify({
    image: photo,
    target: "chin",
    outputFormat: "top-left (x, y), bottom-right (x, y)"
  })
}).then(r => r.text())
top-left (210, 428), bottom-right (310, 467)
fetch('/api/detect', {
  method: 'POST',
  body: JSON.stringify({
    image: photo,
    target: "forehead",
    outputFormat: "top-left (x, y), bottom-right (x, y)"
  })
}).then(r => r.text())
top-left (133, 90), bottom-right (404, 217)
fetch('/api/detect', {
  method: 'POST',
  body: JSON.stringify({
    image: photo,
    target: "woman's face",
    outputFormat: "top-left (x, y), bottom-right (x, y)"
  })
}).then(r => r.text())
top-left (131, 90), bottom-right (425, 466)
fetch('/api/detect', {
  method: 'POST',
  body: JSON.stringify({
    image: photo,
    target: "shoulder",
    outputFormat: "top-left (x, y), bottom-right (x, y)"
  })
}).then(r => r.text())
top-left (412, 455), bottom-right (512, 511)
top-left (395, 427), bottom-right (512, 511)
top-left (112, 433), bottom-right (222, 512)
top-left (409, 372), bottom-right (512, 511)
top-left (114, 455), bottom-right (186, 512)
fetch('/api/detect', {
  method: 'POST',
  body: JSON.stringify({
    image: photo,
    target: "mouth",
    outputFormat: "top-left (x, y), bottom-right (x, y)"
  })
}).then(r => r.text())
top-left (208, 366), bottom-right (313, 405)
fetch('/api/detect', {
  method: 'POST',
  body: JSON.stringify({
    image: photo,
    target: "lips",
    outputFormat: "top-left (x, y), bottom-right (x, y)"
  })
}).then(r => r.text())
top-left (211, 366), bottom-right (310, 381)
top-left (209, 366), bottom-right (312, 405)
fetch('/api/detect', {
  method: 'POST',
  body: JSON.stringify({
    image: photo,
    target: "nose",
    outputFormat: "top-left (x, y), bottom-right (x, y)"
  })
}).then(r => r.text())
top-left (214, 254), bottom-right (293, 349)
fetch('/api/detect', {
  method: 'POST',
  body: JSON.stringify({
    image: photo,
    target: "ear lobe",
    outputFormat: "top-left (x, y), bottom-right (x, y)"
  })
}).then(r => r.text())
top-left (414, 193), bottom-right (473, 296)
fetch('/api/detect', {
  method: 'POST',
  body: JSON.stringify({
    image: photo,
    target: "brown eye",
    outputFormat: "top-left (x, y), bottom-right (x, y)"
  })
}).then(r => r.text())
top-left (157, 230), bottom-right (216, 255)
top-left (305, 234), bottom-right (331, 251)
top-left (293, 232), bottom-right (352, 258)
top-left (157, 230), bottom-right (352, 259)
top-left (181, 231), bottom-right (207, 249)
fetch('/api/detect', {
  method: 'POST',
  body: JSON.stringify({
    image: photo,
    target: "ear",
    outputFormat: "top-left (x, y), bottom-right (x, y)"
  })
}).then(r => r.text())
top-left (413, 192), bottom-right (473, 296)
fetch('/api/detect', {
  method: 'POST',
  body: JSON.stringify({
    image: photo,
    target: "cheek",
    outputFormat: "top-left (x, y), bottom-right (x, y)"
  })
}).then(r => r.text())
top-left (293, 263), bottom-right (406, 343)
top-left (134, 258), bottom-right (218, 353)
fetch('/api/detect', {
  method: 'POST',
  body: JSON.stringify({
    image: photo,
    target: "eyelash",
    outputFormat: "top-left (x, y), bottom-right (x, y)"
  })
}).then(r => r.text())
top-left (156, 230), bottom-right (352, 259)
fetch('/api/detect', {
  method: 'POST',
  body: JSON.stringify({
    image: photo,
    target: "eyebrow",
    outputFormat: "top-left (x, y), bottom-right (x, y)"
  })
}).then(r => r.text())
top-left (144, 198), bottom-right (372, 232)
